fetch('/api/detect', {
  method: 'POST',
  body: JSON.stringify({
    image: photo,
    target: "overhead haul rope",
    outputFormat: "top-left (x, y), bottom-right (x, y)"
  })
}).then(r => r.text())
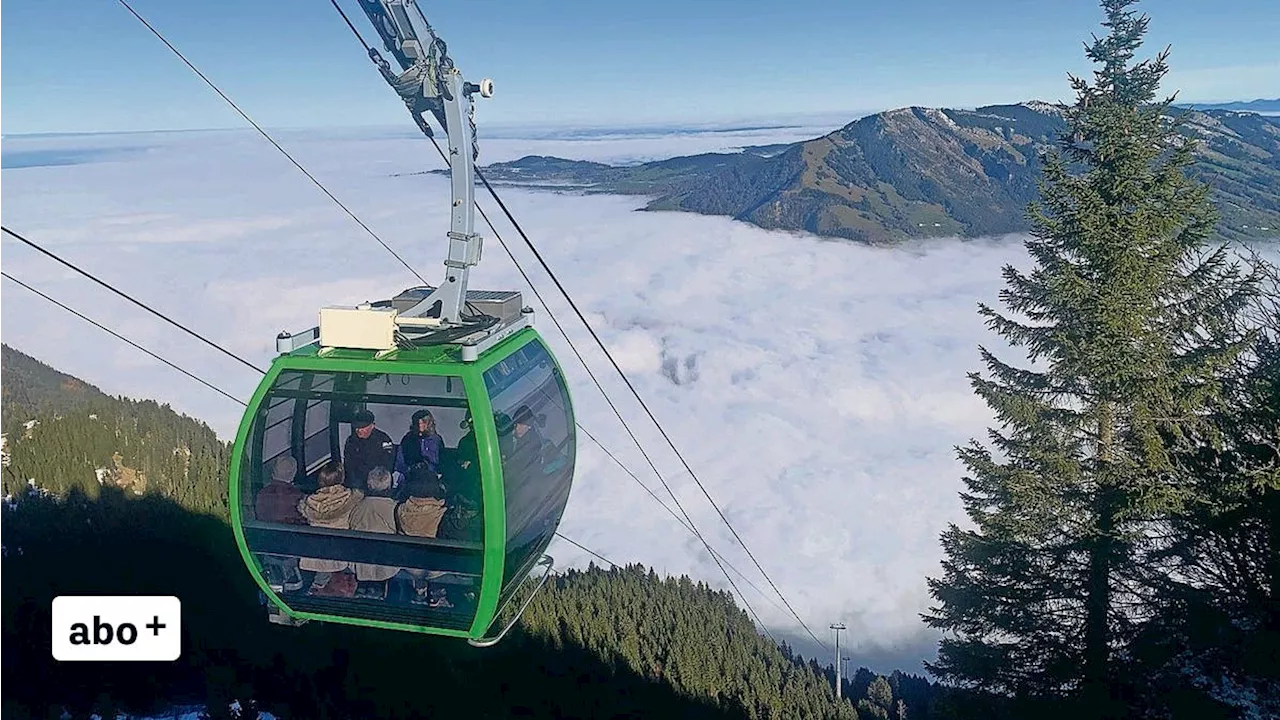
top-left (116, 0), bottom-right (427, 287)
top-left (1, 271), bottom-right (246, 407)
top-left (326, 0), bottom-right (826, 650)
top-left (115, 0), bottom-right (803, 644)
top-left (2, 226), bottom-right (265, 376)
top-left (325, 0), bottom-right (784, 643)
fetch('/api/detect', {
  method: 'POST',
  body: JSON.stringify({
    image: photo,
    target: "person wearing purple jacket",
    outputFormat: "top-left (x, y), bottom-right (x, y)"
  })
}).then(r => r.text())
top-left (395, 409), bottom-right (444, 484)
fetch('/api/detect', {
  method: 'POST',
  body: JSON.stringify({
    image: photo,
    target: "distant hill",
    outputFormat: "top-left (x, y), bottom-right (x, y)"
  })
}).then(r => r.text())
top-left (1, 344), bottom-right (109, 433)
top-left (1, 344), bottom-right (229, 511)
top-left (1174, 98), bottom-right (1280, 114)
top-left (439, 102), bottom-right (1280, 244)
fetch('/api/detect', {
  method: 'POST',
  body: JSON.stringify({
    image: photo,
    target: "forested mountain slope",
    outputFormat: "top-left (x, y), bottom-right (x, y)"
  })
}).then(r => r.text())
top-left (2, 344), bottom-right (110, 432)
top-left (1, 345), bottom-right (229, 514)
top-left (1, 345), bottom-right (951, 719)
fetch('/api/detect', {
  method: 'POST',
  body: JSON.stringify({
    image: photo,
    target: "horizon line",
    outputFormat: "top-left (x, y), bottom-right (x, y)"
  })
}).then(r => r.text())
top-left (4, 96), bottom-right (1275, 139)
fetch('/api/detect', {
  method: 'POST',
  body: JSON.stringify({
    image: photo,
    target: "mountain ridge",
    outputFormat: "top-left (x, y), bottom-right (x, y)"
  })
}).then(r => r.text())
top-left (0, 344), bottom-right (230, 511)
top-left (1172, 98), bottom-right (1280, 114)
top-left (438, 101), bottom-right (1280, 244)
top-left (1, 343), bottom-right (110, 434)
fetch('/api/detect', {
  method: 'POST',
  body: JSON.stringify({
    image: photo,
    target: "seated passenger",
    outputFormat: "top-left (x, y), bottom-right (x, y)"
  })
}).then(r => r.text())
top-left (396, 471), bottom-right (473, 610)
top-left (395, 409), bottom-right (444, 481)
top-left (349, 467), bottom-right (400, 584)
top-left (395, 469), bottom-right (448, 538)
top-left (436, 492), bottom-right (482, 542)
top-left (255, 456), bottom-right (305, 524)
top-left (297, 460), bottom-right (363, 574)
top-left (253, 456), bottom-right (307, 593)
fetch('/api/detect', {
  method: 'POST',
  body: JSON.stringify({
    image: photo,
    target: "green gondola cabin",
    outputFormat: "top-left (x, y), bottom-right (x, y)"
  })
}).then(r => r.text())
top-left (229, 289), bottom-right (575, 645)
top-left (230, 0), bottom-right (579, 646)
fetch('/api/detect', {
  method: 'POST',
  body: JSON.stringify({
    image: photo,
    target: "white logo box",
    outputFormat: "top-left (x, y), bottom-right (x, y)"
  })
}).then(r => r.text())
top-left (51, 596), bottom-right (182, 661)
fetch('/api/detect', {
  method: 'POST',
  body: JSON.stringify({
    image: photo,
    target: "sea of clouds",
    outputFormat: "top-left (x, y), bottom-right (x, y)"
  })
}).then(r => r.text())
top-left (4, 123), bottom-right (1271, 672)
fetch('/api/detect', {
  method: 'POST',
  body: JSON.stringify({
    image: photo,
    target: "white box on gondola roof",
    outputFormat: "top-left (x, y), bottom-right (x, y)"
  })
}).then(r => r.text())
top-left (319, 305), bottom-right (397, 351)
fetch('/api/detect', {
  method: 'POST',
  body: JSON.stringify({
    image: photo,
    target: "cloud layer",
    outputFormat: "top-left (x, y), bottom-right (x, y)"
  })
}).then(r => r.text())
top-left (5, 127), bottom-right (1270, 672)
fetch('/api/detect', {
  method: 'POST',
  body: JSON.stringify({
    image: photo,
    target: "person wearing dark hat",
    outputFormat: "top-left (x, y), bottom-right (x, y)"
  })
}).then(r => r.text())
top-left (395, 409), bottom-right (444, 482)
top-left (503, 404), bottom-right (546, 477)
top-left (343, 409), bottom-right (395, 490)
top-left (457, 410), bottom-right (477, 470)
top-left (445, 410), bottom-right (481, 501)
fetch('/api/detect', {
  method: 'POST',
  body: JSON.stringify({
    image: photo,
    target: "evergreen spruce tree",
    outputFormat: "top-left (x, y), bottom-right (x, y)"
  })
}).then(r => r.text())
top-left (922, 0), bottom-right (1254, 715)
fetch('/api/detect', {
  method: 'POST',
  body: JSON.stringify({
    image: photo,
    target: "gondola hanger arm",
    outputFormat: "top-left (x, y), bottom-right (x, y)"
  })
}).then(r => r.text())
top-left (353, 0), bottom-right (494, 326)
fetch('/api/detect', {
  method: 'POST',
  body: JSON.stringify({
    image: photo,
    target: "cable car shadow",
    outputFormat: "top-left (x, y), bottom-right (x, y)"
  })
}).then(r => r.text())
top-left (3, 486), bottom-right (748, 719)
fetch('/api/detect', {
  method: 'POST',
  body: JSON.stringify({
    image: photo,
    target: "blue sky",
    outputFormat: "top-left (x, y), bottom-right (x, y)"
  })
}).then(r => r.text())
top-left (3, 0), bottom-right (1278, 134)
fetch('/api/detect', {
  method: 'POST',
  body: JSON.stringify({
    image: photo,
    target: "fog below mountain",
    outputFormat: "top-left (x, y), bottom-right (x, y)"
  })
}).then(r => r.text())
top-left (3, 125), bottom-right (1273, 672)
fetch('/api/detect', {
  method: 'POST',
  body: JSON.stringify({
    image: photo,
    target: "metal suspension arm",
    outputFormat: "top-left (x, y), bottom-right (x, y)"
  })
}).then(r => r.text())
top-left (353, 0), bottom-right (493, 325)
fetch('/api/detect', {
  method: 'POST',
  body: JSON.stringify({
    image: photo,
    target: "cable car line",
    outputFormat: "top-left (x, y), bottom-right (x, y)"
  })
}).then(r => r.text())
top-left (330, 0), bottom-right (790, 629)
top-left (112, 1), bottom-right (805, 647)
top-left (2, 225), bottom-right (266, 376)
top-left (470, 164), bottom-right (827, 650)
top-left (327, 0), bottom-right (824, 650)
top-left (518, 375), bottom-right (790, 617)
top-left (413, 133), bottom-right (781, 641)
top-left (115, 0), bottom-right (427, 287)
top-left (570, 421), bottom-right (792, 618)
top-left (4, 264), bottom-right (622, 580)
top-left (0, 272), bottom-right (247, 407)
top-left (115, 1), bottom-right (778, 642)
top-left (552, 533), bottom-right (617, 570)
top-left (3, 223), bottom-right (772, 622)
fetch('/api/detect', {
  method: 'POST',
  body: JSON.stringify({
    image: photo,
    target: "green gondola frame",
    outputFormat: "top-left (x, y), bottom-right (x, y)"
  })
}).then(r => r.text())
top-left (228, 326), bottom-right (574, 643)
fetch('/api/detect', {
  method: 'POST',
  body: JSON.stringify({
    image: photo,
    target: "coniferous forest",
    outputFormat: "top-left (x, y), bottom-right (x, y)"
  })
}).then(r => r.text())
top-left (2, 1), bottom-right (1278, 718)
top-left (2, 343), bottom-right (912, 718)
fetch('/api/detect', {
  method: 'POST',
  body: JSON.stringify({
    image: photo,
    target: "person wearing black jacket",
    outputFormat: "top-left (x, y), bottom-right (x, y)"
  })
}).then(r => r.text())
top-left (343, 409), bottom-right (395, 491)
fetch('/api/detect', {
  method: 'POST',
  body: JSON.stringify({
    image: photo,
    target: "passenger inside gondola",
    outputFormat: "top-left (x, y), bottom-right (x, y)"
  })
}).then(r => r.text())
top-left (439, 410), bottom-right (481, 505)
top-left (393, 471), bottom-right (457, 607)
top-left (437, 482), bottom-right (482, 542)
top-left (502, 405), bottom-right (547, 477)
top-left (298, 460), bottom-right (361, 575)
top-left (350, 467), bottom-right (400, 599)
top-left (408, 471), bottom-right (480, 608)
top-left (456, 411), bottom-right (478, 472)
top-left (343, 410), bottom-right (395, 491)
top-left (396, 409), bottom-right (444, 487)
top-left (396, 469), bottom-right (447, 538)
top-left (256, 455), bottom-right (306, 525)
top-left (253, 456), bottom-right (308, 593)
